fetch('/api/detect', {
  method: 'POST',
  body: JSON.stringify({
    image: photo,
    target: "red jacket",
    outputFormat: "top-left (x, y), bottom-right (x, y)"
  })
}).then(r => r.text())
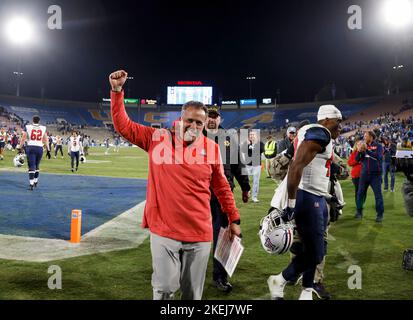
top-left (111, 91), bottom-right (240, 242)
top-left (347, 150), bottom-right (361, 179)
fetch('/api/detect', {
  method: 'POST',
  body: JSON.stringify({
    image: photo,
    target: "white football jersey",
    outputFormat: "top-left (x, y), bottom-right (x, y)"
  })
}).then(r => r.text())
top-left (69, 136), bottom-right (82, 152)
top-left (26, 124), bottom-right (47, 147)
top-left (295, 124), bottom-right (333, 197)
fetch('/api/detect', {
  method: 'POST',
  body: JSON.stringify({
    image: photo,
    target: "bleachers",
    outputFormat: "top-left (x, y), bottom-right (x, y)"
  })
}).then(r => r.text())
top-left (118, 98), bottom-right (379, 129)
top-left (0, 94), bottom-right (103, 127)
top-left (345, 92), bottom-right (413, 124)
top-left (2, 93), bottom-right (411, 133)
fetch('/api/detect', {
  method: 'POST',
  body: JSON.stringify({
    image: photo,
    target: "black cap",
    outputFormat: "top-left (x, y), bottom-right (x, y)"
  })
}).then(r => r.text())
top-left (207, 106), bottom-right (221, 117)
top-left (299, 120), bottom-right (310, 129)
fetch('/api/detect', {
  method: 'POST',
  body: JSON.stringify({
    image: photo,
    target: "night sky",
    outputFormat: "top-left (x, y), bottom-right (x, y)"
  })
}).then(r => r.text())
top-left (0, 0), bottom-right (412, 104)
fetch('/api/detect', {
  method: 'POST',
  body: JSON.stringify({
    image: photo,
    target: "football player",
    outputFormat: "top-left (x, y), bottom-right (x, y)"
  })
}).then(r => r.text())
top-left (17, 116), bottom-right (50, 190)
top-left (269, 119), bottom-right (340, 299)
top-left (114, 135), bottom-right (121, 152)
top-left (54, 135), bottom-right (64, 159)
top-left (268, 105), bottom-right (342, 300)
top-left (104, 137), bottom-right (110, 155)
top-left (0, 127), bottom-right (7, 160)
top-left (68, 131), bottom-right (83, 172)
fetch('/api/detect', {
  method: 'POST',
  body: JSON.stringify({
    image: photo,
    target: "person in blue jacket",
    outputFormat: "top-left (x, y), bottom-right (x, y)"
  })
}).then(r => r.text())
top-left (355, 131), bottom-right (384, 222)
top-left (381, 136), bottom-right (397, 192)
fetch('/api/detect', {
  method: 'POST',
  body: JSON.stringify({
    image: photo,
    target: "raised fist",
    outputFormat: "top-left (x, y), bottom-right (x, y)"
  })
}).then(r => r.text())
top-left (109, 70), bottom-right (128, 91)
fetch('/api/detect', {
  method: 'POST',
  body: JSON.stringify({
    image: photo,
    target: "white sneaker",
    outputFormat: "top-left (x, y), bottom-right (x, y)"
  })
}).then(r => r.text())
top-left (267, 273), bottom-right (287, 300)
top-left (252, 198), bottom-right (259, 203)
top-left (298, 288), bottom-right (321, 300)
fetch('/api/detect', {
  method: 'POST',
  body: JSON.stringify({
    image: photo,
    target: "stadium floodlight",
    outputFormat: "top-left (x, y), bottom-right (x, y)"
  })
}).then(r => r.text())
top-left (246, 76), bottom-right (256, 98)
top-left (4, 17), bottom-right (35, 96)
top-left (382, 0), bottom-right (413, 29)
top-left (4, 16), bottom-right (34, 45)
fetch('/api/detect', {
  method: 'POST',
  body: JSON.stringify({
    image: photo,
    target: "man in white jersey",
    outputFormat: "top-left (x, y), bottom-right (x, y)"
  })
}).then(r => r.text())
top-left (104, 137), bottom-right (110, 155)
top-left (17, 116), bottom-right (50, 190)
top-left (68, 131), bottom-right (83, 172)
top-left (54, 135), bottom-right (64, 159)
top-left (267, 105), bottom-right (342, 300)
top-left (0, 127), bottom-right (7, 160)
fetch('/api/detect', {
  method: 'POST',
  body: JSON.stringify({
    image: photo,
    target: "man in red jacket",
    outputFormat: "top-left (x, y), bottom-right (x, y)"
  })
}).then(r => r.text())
top-left (109, 70), bottom-right (241, 300)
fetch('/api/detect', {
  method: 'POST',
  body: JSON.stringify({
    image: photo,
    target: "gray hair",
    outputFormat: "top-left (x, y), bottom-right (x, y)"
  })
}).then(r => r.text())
top-left (181, 101), bottom-right (208, 115)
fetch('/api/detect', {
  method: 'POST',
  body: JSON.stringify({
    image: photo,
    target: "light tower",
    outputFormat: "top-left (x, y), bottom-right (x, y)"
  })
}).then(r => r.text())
top-left (381, 0), bottom-right (412, 94)
top-left (4, 17), bottom-right (34, 96)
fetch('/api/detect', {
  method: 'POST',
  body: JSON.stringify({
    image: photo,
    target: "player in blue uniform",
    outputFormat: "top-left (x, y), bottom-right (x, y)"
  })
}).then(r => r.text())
top-left (268, 105), bottom-right (342, 300)
top-left (17, 116), bottom-right (50, 190)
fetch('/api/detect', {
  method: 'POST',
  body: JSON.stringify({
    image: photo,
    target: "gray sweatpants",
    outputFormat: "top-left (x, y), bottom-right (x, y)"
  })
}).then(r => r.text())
top-left (150, 232), bottom-right (211, 300)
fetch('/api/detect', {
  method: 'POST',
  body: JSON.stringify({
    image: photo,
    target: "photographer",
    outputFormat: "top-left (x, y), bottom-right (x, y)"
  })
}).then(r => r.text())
top-left (403, 175), bottom-right (413, 217)
top-left (397, 150), bottom-right (413, 217)
top-left (382, 136), bottom-right (397, 192)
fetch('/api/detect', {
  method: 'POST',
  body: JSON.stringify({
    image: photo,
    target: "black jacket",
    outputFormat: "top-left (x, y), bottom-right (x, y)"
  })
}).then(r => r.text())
top-left (203, 127), bottom-right (251, 193)
top-left (383, 142), bottom-right (397, 164)
top-left (277, 137), bottom-right (293, 155)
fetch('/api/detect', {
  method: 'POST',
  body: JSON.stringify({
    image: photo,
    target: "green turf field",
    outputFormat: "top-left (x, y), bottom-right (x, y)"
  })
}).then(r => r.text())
top-left (0, 147), bottom-right (412, 300)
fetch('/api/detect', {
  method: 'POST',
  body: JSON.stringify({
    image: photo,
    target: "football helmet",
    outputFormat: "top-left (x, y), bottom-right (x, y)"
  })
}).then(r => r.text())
top-left (80, 154), bottom-right (86, 163)
top-left (259, 208), bottom-right (294, 255)
top-left (13, 154), bottom-right (25, 167)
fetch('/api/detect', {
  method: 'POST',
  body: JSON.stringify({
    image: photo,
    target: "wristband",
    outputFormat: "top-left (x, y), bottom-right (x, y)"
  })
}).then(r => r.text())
top-left (288, 199), bottom-right (296, 208)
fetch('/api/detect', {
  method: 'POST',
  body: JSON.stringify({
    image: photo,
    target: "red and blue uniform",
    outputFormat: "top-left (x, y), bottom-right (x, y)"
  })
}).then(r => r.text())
top-left (282, 124), bottom-right (332, 289)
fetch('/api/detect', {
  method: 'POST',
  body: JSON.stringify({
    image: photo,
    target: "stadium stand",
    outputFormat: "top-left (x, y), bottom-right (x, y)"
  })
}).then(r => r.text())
top-left (0, 94), bottom-right (385, 130)
top-left (345, 92), bottom-right (413, 124)
top-left (1, 93), bottom-right (412, 140)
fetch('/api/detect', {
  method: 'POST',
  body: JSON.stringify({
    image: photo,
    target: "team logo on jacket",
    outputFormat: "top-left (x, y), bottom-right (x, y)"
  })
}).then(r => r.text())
top-left (224, 140), bottom-right (231, 147)
top-left (314, 202), bottom-right (320, 208)
top-left (200, 149), bottom-right (206, 156)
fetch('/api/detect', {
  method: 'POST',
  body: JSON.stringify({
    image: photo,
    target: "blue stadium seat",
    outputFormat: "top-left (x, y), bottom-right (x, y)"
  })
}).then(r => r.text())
top-left (0, 96), bottom-right (379, 130)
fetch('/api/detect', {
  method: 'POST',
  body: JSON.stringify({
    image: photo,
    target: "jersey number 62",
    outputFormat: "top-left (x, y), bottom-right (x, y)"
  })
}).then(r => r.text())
top-left (30, 130), bottom-right (43, 141)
